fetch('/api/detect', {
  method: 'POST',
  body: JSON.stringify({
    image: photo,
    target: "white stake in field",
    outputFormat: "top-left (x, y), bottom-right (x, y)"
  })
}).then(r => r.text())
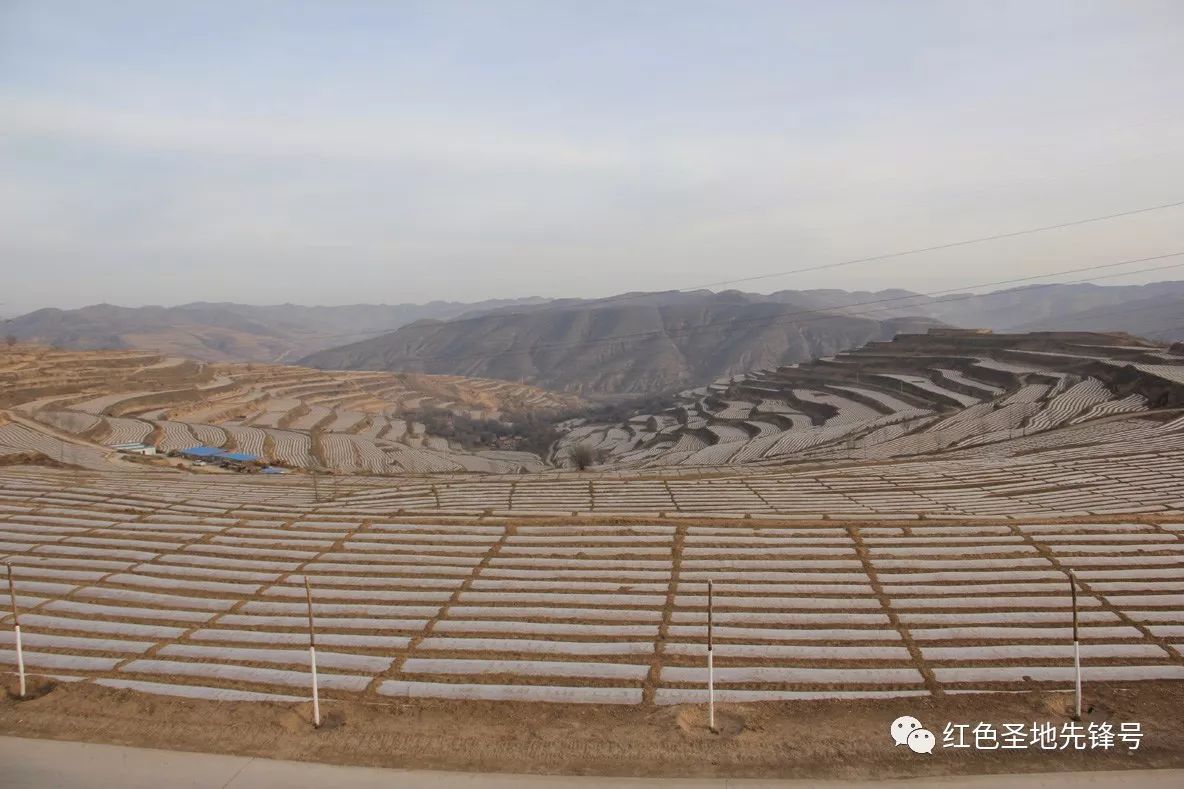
top-left (305, 576), bottom-right (320, 728)
top-left (1069, 569), bottom-right (1082, 720)
top-left (707, 578), bottom-right (715, 732)
top-left (6, 563), bottom-right (25, 698)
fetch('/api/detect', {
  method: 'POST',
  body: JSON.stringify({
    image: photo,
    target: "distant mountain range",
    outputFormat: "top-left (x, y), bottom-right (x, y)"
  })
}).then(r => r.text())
top-left (299, 281), bottom-right (1184, 395)
top-left (3, 299), bottom-right (547, 363)
top-left (299, 290), bottom-right (944, 395)
top-left (8, 281), bottom-right (1182, 396)
top-left (1003, 285), bottom-right (1184, 340)
top-left (916, 280), bottom-right (1184, 340)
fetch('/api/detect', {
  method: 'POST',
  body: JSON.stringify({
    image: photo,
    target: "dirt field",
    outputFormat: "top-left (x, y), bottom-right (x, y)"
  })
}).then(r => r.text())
top-left (2, 678), bottom-right (1182, 779)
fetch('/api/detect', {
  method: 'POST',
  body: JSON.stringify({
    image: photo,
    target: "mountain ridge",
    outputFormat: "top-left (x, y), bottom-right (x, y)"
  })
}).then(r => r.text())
top-left (299, 281), bottom-right (1184, 395)
top-left (4, 298), bottom-right (550, 363)
top-left (9, 281), bottom-right (1182, 395)
top-left (299, 291), bottom-right (945, 395)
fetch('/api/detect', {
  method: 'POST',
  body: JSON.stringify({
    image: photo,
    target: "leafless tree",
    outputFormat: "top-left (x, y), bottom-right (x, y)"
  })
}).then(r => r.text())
top-left (568, 444), bottom-right (595, 471)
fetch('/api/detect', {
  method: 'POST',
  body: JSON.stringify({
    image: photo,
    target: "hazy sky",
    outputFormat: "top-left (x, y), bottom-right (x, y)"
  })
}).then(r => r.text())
top-left (2, 1), bottom-right (1183, 313)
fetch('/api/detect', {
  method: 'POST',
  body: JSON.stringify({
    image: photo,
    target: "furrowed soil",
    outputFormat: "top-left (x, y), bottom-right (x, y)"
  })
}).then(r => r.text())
top-left (2, 679), bottom-right (1182, 779)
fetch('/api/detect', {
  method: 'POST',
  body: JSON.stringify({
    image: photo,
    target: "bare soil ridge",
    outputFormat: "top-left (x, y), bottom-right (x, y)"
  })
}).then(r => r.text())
top-left (2, 681), bottom-right (1182, 779)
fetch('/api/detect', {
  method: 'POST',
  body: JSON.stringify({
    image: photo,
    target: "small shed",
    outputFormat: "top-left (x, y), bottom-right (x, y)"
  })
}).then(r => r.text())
top-left (111, 442), bottom-right (157, 456)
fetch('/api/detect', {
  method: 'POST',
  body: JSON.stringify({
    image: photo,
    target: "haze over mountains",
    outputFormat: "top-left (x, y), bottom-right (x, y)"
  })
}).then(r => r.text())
top-left (919, 281), bottom-right (1184, 340)
top-left (299, 281), bottom-right (1184, 395)
top-left (7, 281), bottom-right (1182, 396)
top-left (4, 298), bottom-right (547, 363)
top-left (1005, 285), bottom-right (1184, 340)
top-left (300, 291), bottom-right (941, 395)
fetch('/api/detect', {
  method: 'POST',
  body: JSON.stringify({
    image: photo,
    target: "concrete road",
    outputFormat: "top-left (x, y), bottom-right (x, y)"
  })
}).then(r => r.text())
top-left (2, 736), bottom-right (1180, 788)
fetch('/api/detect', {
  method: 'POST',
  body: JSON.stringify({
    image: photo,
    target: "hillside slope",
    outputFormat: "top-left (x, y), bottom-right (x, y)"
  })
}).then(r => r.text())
top-left (300, 291), bottom-right (943, 395)
top-left (915, 281), bottom-right (1184, 334)
top-left (0, 344), bottom-right (579, 475)
top-left (5, 299), bottom-right (548, 363)
top-left (554, 328), bottom-right (1184, 470)
top-left (12, 281), bottom-right (1180, 379)
top-left (1007, 289), bottom-right (1184, 341)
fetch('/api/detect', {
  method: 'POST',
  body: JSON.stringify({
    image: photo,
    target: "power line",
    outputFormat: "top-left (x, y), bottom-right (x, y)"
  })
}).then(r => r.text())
top-left (768, 258), bottom-right (1184, 324)
top-left (828, 263), bottom-right (1184, 323)
top-left (335, 198), bottom-right (1184, 340)
top-left (669, 199), bottom-right (1184, 292)
top-left (387, 255), bottom-right (1184, 368)
top-left (1003, 310), bottom-right (1184, 343)
top-left (367, 252), bottom-right (1184, 367)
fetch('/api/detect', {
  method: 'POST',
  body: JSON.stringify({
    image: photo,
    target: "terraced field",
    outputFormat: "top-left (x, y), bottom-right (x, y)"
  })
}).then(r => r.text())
top-left (0, 381), bottom-right (1182, 711)
top-left (2, 332), bottom-right (1184, 711)
top-left (0, 423), bottom-right (113, 471)
top-left (0, 470), bottom-right (1180, 706)
top-left (1, 345), bottom-right (578, 474)
top-left (557, 330), bottom-right (1184, 470)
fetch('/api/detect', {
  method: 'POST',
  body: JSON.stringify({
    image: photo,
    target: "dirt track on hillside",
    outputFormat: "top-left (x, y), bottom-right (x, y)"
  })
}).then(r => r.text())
top-left (2, 679), bottom-right (1182, 780)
